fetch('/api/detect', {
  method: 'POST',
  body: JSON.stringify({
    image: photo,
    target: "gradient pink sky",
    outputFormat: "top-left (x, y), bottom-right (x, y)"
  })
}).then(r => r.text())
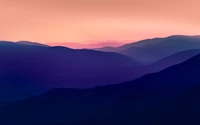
top-left (0, 0), bottom-right (200, 48)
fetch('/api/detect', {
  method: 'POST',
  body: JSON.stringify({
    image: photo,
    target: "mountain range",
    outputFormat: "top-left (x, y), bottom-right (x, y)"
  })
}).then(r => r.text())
top-left (95, 35), bottom-right (200, 64)
top-left (1, 51), bottom-right (200, 125)
top-left (1, 38), bottom-right (200, 105)
top-left (0, 41), bottom-right (140, 104)
top-left (1, 35), bottom-right (200, 125)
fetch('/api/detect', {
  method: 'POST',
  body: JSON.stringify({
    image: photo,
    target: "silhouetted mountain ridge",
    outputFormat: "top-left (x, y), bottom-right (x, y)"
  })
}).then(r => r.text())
top-left (95, 35), bottom-right (200, 64)
top-left (0, 41), bottom-right (140, 105)
top-left (1, 53), bottom-right (200, 125)
top-left (16, 41), bottom-right (50, 47)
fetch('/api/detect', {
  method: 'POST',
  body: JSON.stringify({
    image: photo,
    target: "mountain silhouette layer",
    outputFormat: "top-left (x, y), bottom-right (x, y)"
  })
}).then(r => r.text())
top-left (1, 40), bottom-right (200, 106)
top-left (95, 35), bottom-right (200, 64)
top-left (0, 41), bottom-right (139, 105)
top-left (16, 41), bottom-right (50, 47)
top-left (69, 84), bottom-right (200, 125)
top-left (0, 41), bottom-right (139, 88)
top-left (1, 53), bottom-right (200, 125)
top-left (103, 49), bottom-right (200, 85)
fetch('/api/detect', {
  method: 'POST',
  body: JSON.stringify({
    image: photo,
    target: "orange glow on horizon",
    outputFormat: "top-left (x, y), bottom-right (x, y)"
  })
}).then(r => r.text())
top-left (0, 0), bottom-right (200, 48)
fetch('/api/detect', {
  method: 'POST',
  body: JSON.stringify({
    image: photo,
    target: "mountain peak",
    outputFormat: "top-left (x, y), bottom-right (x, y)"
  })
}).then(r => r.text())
top-left (16, 41), bottom-right (49, 47)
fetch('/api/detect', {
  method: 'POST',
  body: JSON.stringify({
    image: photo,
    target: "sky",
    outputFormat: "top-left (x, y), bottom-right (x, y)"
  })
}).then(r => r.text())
top-left (0, 0), bottom-right (200, 48)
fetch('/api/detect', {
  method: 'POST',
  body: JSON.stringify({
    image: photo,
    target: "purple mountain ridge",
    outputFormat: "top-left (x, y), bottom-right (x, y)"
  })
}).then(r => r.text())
top-left (94, 35), bottom-right (200, 64)
top-left (2, 52), bottom-right (200, 125)
top-left (0, 41), bottom-right (139, 87)
top-left (1, 41), bottom-right (200, 105)
top-left (101, 49), bottom-right (200, 84)
top-left (0, 41), bottom-right (140, 105)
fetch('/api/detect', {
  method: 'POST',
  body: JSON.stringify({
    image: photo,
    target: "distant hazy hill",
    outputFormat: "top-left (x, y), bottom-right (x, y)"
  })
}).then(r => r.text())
top-left (95, 35), bottom-right (200, 64)
top-left (100, 49), bottom-right (200, 84)
top-left (93, 46), bottom-right (118, 52)
top-left (16, 41), bottom-right (50, 47)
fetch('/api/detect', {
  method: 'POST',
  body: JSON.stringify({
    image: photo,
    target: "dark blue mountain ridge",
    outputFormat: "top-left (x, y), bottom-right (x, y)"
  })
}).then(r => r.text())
top-left (1, 52), bottom-right (200, 125)
top-left (66, 84), bottom-right (200, 125)
top-left (1, 40), bottom-right (200, 107)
